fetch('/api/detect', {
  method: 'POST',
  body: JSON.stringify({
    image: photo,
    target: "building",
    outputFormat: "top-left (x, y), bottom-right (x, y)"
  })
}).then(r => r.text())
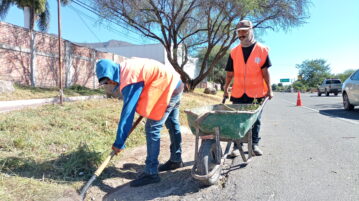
top-left (79, 40), bottom-right (199, 79)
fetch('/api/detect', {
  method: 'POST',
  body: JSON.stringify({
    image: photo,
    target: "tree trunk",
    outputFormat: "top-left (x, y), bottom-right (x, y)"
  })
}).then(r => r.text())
top-left (183, 79), bottom-right (201, 92)
top-left (30, 31), bottom-right (36, 87)
top-left (26, 7), bottom-right (36, 87)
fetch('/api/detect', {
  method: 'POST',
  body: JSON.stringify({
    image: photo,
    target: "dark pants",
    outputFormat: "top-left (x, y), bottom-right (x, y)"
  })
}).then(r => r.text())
top-left (231, 95), bottom-right (263, 148)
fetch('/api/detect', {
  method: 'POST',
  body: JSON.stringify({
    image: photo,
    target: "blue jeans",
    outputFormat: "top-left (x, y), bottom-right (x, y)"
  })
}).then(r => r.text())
top-left (144, 92), bottom-right (182, 175)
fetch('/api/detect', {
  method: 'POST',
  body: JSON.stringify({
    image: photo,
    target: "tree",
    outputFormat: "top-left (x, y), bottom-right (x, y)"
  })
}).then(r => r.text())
top-left (196, 46), bottom-right (229, 89)
top-left (334, 69), bottom-right (356, 82)
top-left (292, 80), bottom-right (307, 92)
top-left (296, 59), bottom-right (331, 88)
top-left (93, 0), bottom-right (310, 91)
top-left (271, 83), bottom-right (277, 91)
top-left (0, 0), bottom-right (71, 86)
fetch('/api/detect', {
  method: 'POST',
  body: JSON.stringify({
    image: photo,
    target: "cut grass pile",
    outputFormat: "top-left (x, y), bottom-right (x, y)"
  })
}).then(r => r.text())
top-left (0, 88), bottom-right (222, 201)
top-left (0, 84), bottom-right (105, 101)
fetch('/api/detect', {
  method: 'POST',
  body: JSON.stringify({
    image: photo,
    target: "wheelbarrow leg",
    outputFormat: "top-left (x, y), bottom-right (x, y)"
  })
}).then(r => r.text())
top-left (237, 142), bottom-right (247, 163)
top-left (223, 141), bottom-right (232, 156)
top-left (247, 130), bottom-right (253, 161)
top-left (194, 128), bottom-right (200, 167)
top-left (214, 127), bottom-right (221, 162)
top-left (234, 130), bottom-right (253, 164)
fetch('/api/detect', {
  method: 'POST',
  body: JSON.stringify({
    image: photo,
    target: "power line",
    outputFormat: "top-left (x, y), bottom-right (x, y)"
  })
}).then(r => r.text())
top-left (68, 5), bottom-right (107, 48)
top-left (67, 3), bottom-right (138, 43)
top-left (71, 0), bottom-right (155, 43)
top-left (85, 0), bottom-right (145, 37)
top-left (71, 0), bottom-right (141, 42)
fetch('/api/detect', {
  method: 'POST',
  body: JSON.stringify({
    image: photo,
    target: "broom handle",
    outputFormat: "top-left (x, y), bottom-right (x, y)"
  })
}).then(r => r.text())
top-left (94, 115), bottom-right (144, 176)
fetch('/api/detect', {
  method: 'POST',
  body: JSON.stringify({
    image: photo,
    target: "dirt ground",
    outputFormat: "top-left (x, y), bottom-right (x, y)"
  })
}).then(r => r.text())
top-left (57, 124), bottom-right (247, 201)
top-left (80, 126), bottom-right (211, 201)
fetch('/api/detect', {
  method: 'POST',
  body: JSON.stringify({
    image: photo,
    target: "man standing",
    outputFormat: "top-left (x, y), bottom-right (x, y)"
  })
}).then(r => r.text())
top-left (96, 58), bottom-right (184, 187)
top-left (224, 20), bottom-right (273, 156)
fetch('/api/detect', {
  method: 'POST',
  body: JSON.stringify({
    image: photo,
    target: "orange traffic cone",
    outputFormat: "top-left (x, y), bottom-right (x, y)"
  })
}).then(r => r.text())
top-left (296, 91), bottom-right (302, 106)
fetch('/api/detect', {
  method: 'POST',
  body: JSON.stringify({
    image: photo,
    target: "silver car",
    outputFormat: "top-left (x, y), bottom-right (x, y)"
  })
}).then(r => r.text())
top-left (342, 69), bottom-right (359, 110)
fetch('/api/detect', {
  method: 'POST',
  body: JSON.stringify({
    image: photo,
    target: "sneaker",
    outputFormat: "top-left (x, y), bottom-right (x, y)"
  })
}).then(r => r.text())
top-left (229, 149), bottom-right (240, 157)
top-left (130, 173), bottom-right (160, 187)
top-left (252, 144), bottom-right (263, 156)
top-left (158, 160), bottom-right (184, 172)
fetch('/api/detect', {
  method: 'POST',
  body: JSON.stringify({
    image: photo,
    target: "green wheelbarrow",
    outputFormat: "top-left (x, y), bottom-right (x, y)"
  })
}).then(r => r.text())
top-left (184, 98), bottom-right (268, 186)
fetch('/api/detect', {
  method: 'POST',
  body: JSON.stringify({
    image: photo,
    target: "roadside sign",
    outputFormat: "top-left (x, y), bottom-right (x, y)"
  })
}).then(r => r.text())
top-left (280, 78), bottom-right (290, 83)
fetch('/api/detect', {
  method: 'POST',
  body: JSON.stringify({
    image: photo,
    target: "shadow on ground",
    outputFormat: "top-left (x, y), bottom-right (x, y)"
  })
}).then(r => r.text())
top-left (309, 94), bottom-right (342, 98)
top-left (102, 161), bottom-right (203, 201)
top-left (314, 103), bottom-right (343, 109)
top-left (319, 108), bottom-right (359, 121)
top-left (0, 144), bottom-right (104, 182)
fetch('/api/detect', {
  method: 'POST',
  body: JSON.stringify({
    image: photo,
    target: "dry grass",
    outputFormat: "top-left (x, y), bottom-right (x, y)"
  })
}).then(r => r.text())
top-left (0, 88), bottom-right (223, 201)
top-left (0, 84), bottom-right (104, 101)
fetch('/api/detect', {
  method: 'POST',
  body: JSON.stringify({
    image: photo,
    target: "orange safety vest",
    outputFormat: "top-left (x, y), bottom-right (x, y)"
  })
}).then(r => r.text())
top-left (119, 58), bottom-right (180, 121)
top-left (230, 43), bottom-right (269, 98)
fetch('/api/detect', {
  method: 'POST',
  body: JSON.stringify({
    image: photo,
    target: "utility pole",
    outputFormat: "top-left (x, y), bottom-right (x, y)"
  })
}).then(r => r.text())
top-left (57, 0), bottom-right (63, 104)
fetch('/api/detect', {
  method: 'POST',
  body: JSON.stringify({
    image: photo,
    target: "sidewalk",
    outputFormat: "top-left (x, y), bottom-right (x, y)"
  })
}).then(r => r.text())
top-left (0, 95), bottom-right (106, 113)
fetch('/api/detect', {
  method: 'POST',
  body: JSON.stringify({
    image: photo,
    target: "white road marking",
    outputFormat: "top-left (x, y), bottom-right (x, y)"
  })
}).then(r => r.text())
top-left (279, 98), bottom-right (359, 125)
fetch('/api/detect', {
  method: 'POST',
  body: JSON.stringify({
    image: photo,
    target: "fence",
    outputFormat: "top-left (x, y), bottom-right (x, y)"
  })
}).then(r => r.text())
top-left (0, 21), bottom-right (125, 89)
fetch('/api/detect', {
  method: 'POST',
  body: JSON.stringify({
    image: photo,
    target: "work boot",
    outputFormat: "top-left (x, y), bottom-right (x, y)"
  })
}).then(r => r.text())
top-left (229, 142), bottom-right (242, 157)
top-left (158, 160), bottom-right (184, 172)
top-left (130, 173), bottom-right (160, 187)
top-left (229, 149), bottom-right (240, 157)
top-left (252, 144), bottom-right (263, 156)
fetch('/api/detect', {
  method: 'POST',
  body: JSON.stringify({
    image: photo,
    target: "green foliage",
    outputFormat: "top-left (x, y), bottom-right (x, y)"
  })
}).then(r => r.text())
top-left (65, 84), bottom-right (104, 96)
top-left (334, 69), bottom-right (356, 82)
top-left (296, 59), bottom-right (331, 88)
top-left (271, 84), bottom-right (277, 91)
top-left (294, 59), bottom-right (357, 91)
top-left (234, 103), bottom-right (260, 111)
top-left (94, 0), bottom-right (310, 90)
top-left (52, 144), bottom-right (103, 180)
top-left (196, 46), bottom-right (230, 88)
top-left (0, 0), bottom-right (71, 31)
top-left (272, 83), bottom-right (292, 92)
top-left (0, 83), bottom-right (104, 101)
top-left (292, 80), bottom-right (307, 92)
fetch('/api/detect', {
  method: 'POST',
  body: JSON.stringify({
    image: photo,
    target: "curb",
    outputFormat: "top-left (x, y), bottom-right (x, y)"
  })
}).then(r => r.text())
top-left (0, 95), bottom-right (106, 113)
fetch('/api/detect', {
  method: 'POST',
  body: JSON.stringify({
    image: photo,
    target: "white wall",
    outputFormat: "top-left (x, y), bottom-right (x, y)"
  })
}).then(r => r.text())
top-left (97, 43), bottom-right (166, 64)
top-left (98, 43), bottom-right (199, 79)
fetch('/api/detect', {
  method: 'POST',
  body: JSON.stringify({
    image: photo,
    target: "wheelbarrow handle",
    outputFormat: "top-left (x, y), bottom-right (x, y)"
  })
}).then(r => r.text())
top-left (261, 97), bottom-right (270, 107)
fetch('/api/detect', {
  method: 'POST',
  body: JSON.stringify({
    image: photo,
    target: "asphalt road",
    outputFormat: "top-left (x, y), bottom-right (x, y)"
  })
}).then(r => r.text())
top-left (177, 92), bottom-right (359, 201)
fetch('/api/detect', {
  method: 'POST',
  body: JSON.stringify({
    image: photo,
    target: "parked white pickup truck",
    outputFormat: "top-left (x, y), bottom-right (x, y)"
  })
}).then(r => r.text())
top-left (317, 79), bottom-right (342, 96)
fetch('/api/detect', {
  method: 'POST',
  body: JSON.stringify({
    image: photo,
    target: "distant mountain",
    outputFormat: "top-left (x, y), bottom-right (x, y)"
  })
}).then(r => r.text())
top-left (76, 40), bottom-right (134, 48)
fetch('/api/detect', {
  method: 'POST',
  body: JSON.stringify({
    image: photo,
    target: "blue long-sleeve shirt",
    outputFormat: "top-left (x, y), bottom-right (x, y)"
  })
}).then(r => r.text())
top-left (113, 82), bottom-right (144, 149)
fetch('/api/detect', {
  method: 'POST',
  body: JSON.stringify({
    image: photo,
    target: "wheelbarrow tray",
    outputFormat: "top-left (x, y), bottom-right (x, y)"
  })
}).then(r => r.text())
top-left (185, 104), bottom-right (262, 140)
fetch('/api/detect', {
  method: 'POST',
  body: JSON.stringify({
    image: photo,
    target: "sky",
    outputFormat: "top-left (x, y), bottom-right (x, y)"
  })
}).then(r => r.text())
top-left (2, 0), bottom-right (359, 84)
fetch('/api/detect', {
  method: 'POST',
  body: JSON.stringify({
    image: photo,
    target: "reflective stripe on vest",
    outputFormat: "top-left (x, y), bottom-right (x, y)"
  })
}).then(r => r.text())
top-left (119, 58), bottom-right (180, 121)
top-left (230, 43), bottom-right (269, 98)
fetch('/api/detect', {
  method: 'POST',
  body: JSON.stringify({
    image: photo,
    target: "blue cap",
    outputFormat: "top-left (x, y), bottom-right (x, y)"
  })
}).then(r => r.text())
top-left (96, 59), bottom-right (120, 83)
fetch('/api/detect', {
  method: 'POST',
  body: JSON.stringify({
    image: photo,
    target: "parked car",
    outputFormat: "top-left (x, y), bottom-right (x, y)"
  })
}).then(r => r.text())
top-left (317, 78), bottom-right (342, 96)
top-left (342, 69), bottom-right (359, 110)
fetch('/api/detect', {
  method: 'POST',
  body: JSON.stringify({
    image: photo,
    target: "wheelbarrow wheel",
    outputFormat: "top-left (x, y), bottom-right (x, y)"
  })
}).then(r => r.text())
top-left (196, 139), bottom-right (222, 186)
